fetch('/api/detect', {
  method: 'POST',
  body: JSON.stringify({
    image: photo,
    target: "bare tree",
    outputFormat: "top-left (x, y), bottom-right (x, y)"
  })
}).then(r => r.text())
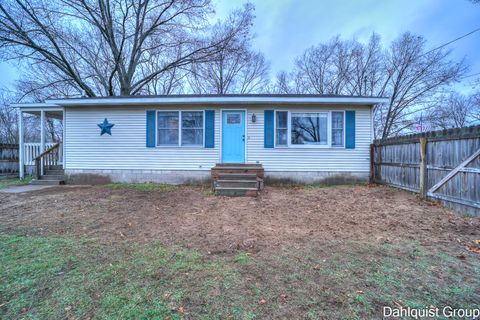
top-left (275, 35), bottom-right (383, 96)
top-left (0, 0), bottom-right (254, 98)
top-left (189, 50), bottom-right (269, 94)
top-left (274, 71), bottom-right (302, 94)
top-left (276, 33), bottom-right (467, 138)
top-left (424, 92), bottom-right (475, 129)
top-left (0, 93), bottom-right (18, 143)
top-left (0, 90), bottom-right (60, 143)
top-left (139, 51), bottom-right (188, 95)
top-left (188, 4), bottom-right (270, 94)
top-left (469, 91), bottom-right (480, 122)
top-left (375, 33), bottom-right (466, 138)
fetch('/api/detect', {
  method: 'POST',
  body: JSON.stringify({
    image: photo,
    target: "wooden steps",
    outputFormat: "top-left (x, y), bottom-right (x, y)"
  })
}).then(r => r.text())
top-left (211, 163), bottom-right (264, 197)
top-left (30, 166), bottom-right (65, 185)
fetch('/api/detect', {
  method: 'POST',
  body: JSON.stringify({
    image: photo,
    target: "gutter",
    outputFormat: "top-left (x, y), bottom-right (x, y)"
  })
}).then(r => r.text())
top-left (14, 96), bottom-right (390, 108)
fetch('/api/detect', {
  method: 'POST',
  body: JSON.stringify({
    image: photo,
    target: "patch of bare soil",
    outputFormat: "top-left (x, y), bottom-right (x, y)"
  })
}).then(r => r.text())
top-left (0, 184), bottom-right (479, 254)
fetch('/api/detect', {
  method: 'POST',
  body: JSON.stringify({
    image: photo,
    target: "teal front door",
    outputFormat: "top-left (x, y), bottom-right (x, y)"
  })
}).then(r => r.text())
top-left (222, 111), bottom-right (245, 163)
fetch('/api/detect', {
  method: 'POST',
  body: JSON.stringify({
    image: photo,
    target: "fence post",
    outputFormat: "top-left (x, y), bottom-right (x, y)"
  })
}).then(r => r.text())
top-left (369, 144), bottom-right (375, 183)
top-left (419, 137), bottom-right (428, 198)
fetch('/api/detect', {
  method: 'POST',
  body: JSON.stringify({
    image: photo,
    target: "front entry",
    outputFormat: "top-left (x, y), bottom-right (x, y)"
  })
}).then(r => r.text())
top-left (222, 111), bottom-right (245, 163)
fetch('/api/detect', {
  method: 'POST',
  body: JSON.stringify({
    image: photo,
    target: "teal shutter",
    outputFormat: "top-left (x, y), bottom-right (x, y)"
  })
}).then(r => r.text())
top-left (146, 110), bottom-right (156, 147)
top-left (264, 110), bottom-right (274, 148)
top-left (205, 110), bottom-right (215, 148)
top-left (345, 110), bottom-right (356, 149)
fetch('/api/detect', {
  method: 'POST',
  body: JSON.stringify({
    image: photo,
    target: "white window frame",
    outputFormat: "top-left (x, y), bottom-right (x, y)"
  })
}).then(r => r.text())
top-left (274, 110), bottom-right (288, 147)
top-left (331, 111), bottom-right (346, 148)
top-left (273, 110), bottom-right (346, 149)
top-left (156, 110), bottom-right (206, 148)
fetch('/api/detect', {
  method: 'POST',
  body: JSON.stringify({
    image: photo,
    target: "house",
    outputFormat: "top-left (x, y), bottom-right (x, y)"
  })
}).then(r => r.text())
top-left (15, 94), bottom-right (388, 193)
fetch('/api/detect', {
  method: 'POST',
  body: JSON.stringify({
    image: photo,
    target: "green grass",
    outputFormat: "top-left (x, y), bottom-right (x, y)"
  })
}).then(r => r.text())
top-left (105, 182), bottom-right (177, 192)
top-left (1, 234), bottom-right (479, 319)
top-left (234, 252), bottom-right (250, 265)
top-left (202, 190), bottom-right (214, 197)
top-left (0, 176), bottom-right (32, 189)
top-left (0, 234), bottom-right (242, 319)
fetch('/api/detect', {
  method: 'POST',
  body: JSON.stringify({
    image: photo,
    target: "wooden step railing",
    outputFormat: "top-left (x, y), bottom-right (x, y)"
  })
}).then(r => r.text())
top-left (24, 142), bottom-right (60, 165)
top-left (33, 142), bottom-right (61, 179)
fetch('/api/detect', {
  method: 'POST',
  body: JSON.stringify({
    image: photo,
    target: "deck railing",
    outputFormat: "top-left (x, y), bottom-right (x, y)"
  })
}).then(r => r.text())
top-left (24, 142), bottom-right (62, 166)
top-left (33, 142), bottom-right (61, 179)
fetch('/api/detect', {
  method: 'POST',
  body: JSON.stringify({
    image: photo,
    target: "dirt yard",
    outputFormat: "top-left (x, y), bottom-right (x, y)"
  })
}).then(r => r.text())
top-left (1, 184), bottom-right (480, 319)
top-left (1, 184), bottom-right (478, 255)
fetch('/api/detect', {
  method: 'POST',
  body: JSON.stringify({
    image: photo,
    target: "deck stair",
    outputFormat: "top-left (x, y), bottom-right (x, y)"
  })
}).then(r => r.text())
top-left (29, 142), bottom-right (65, 185)
top-left (30, 165), bottom-right (65, 185)
top-left (211, 163), bottom-right (264, 197)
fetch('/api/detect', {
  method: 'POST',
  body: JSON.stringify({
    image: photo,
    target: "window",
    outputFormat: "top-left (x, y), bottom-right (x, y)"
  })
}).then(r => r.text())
top-left (157, 111), bottom-right (204, 147)
top-left (227, 113), bottom-right (241, 124)
top-left (272, 110), bottom-right (348, 148)
top-left (157, 111), bottom-right (179, 146)
top-left (291, 112), bottom-right (328, 145)
top-left (275, 111), bottom-right (288, 146)
top-left (182, 111), bottom-right (203, 146)
top-left (331, 111), bottom-right (344, 147)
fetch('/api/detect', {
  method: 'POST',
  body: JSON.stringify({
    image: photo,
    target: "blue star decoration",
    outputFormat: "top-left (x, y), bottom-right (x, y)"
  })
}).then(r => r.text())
top-left (98, 118), bottom-right (114, 135)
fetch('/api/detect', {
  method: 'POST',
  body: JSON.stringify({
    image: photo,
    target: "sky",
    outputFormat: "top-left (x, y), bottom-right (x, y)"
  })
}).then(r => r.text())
top-left (1, 0), bottom-right (479, 93)
top-left (213, 0), bottom-right (480, 94)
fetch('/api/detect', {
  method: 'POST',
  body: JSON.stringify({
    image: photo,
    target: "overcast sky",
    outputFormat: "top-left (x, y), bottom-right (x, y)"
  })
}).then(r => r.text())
top-left (214, 0), bottom-right (480, 94)
top-left (1, 0), bottom-right (479, 93)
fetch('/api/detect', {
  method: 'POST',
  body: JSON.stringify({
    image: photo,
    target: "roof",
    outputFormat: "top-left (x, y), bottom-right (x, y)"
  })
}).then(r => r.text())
top-left (15, 94), bottom-right (389, 108)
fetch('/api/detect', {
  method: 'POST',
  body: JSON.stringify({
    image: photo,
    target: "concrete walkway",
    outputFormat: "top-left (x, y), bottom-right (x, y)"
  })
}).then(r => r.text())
top-left (0, 184), bottom-right (56, 193)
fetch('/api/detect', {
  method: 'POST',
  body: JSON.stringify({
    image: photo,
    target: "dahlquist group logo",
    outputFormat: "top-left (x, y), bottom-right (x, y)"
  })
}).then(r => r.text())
top-left (383, 306), bottom-right (480, 319)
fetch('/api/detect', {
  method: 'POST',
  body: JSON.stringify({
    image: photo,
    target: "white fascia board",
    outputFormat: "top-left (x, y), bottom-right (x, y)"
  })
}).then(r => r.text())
top-left (46, 96), bottom-right (390, 107)
top-left (13, 103), bottom-right (62, 110)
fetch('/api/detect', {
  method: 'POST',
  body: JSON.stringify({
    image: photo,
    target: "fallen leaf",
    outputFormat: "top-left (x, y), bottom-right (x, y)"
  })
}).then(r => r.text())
top-left (259, 299), bottom-right (267, 305)
top-left (466, 246), bottom-right (480, 254)
top-left (177, 307), bottom-right (184, 315)
top-left (313, 264), bottom-right (321, 270)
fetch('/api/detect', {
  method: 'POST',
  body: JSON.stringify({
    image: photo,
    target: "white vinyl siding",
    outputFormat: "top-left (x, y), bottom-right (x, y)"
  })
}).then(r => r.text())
top-left (65, 106), bottom-right (220, 170)
top-left (64, 105), bottom-right (372, 173)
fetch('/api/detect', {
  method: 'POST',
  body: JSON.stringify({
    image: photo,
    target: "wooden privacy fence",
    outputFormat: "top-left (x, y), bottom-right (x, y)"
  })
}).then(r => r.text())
top-left (0, 144), bottom-right (19, 178)
top-left (371, 125), bottom-right (480, 216)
